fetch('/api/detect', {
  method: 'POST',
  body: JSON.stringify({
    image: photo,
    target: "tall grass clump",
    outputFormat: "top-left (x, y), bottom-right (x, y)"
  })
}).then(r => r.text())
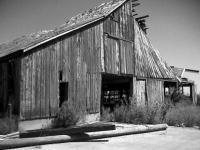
top-left (52, 101), bottom-right (83, 128)
top-left (101, 101), bottom-right (172, 125)
top-left (165, 104), bottom-right (200, 127)
top-left (100, 107), bottom-right (114, 122)
top-left (0, 116), bottom-right (18, 135)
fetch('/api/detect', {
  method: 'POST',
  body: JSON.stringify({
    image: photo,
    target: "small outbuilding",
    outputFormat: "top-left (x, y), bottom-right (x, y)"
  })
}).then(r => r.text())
top-left (171, 66), bottom-right (199, 104)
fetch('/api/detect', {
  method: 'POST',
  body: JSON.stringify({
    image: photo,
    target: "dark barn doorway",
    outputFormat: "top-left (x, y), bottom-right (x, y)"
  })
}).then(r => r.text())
top-left (0, 60), bottom-right (20, 118)
top-left (101, 74), bottom-right (132, 112)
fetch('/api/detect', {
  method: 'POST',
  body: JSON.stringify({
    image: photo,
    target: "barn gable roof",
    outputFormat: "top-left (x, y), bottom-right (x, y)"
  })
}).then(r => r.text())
top-left (0, 0), bottom-right (176, 79)
top-left (171, 67), bottom-right (185, 78)
top-left (171, 66), bottom-right (199, 82)
top-left (0, 0), bottom-right (127, 58)
top-left (134, 21), bottom-right (175, 79)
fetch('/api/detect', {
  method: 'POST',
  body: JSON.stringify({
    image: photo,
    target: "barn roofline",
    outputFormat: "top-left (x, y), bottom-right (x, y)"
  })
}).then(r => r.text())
top-left (0, 0), bottom-right (128, 59)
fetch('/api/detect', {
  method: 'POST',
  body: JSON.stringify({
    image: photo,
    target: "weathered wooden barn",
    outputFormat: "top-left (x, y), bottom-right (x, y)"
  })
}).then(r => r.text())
top-left (0, 0), bottom-right (176, 131)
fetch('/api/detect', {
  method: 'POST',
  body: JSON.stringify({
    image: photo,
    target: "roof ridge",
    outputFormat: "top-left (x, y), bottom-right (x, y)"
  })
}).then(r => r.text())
top-left (0, 0), bottom-right (127, 58)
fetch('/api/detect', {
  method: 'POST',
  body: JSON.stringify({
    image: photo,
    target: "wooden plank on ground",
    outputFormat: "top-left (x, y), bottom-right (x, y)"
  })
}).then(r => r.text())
top-left (20, 123), bottom-right (116, 138)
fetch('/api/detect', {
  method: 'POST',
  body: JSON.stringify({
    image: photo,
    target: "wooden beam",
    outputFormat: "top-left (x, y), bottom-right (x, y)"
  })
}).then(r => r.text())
top-left (132, 0), bottom-right (139, 2)
top-left (132, 3), bottom-right (140, 7)
top-left (105, 33), bottom-right (133, 43)
top-left (132, 9), bottom-right (136, 12)
top-left (136, 15), bottom-right (149, 21)
top-left (20, 123), bottom-right (116, 138)
top-left (143, 27), bottom-right (149, 30)
top-left (138, 19), bottom-right (146, 23)
top-left (132, 13), bottom-right (138, 17)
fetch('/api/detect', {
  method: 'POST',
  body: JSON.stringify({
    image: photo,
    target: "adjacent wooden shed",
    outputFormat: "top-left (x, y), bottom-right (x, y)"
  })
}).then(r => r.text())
top-left (171, 66), bottom-right (199, 104)
top-left (0, 0), bottom-right (176, 131)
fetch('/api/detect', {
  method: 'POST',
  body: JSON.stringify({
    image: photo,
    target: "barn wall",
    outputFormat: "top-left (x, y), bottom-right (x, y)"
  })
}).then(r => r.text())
top-left (102, 0), bottom-right (134, 75)
top-left (20, 23), bottom-right (103, 120)
top-left (135, 79), bottom-right (147, 106)
top-left (20, 45), bottom-right (60, 120)
top-left (146, 79), bottom-right (164, 105)
top-left (18, 0), bottom-right (174, 121)
top-left (60, 23), bottom-right (102, 114)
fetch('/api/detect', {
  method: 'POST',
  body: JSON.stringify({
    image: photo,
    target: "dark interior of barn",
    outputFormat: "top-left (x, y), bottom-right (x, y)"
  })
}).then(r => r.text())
top-left (0, 61), bottom-right (19, 118)
top-left (101, 74), bottom-right (132, 112)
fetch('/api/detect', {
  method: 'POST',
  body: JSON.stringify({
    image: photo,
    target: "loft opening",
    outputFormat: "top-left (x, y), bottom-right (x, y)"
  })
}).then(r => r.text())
top-left (101, 74), bottom-right (132, 112)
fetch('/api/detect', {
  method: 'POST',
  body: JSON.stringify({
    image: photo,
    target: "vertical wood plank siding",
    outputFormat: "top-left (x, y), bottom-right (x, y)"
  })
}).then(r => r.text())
top-left (20, 23), bottom-right (102, 120)
top-left (103, 0), bottom-right (134, 75)
top-left (146, 79), bottom-right (164, 105)
top-left (134, 21), bottom-right (174, 79)
top-left (136, 80), bottom-right (146, 106)
top-left (20, 45), bottom-right (59, 120)
top-left (18, 0), bottom-right (176, 120)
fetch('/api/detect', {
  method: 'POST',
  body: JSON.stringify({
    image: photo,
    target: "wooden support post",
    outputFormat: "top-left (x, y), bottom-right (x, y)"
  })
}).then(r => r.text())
top-left (8, 103), bottom-right (12, 132)
top-left (8, 103), bottom-right (12, 118)
top-left (136, 15), bottom-right (149, 21)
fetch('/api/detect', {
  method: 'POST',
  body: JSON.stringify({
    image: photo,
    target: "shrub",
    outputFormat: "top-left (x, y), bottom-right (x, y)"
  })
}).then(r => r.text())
top-left (100, 107), bottom-right (114, 122)
top-left (0, 116), bottom-right (18, 135)
top-left (52, 101), bottom-right (82, 128)
top-left (165, 104), bottom-right (200, 127)
top-left (101, 101), bottom-right (172, 125)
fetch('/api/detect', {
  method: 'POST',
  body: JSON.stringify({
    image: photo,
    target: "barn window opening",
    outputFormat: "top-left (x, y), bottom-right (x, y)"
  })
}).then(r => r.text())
top-left (59, 82), bottom-right (68, 107)
top-left (101, 74), bottom-right (132, 112)
top-left (59, 71), bottom-right (63, 81)
top-left (164, 81), bottom-right (177, 96)
top-left (164, 87), bottom-right (170, 96)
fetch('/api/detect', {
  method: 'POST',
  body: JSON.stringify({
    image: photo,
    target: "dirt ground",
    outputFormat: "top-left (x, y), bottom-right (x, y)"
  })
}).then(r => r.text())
top-left (14, 126), bottom-right (200, 150)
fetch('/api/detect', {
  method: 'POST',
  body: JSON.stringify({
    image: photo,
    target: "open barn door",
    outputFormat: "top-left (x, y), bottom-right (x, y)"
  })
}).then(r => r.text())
top-left (0, 60), bottom-right (20, 118)
top-left (101, 74), bottom-right (132, 112)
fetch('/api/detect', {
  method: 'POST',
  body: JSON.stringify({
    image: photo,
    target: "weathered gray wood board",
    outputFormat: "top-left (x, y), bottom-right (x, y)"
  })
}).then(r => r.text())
top-left (146, 79), bottom-right (164, 105)
top-left (20, 23), bottom-right (102, 120)
top-left (103, 0), bottom-right (134, 75)
top-left (136, 79), bottom-right (146, 106)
